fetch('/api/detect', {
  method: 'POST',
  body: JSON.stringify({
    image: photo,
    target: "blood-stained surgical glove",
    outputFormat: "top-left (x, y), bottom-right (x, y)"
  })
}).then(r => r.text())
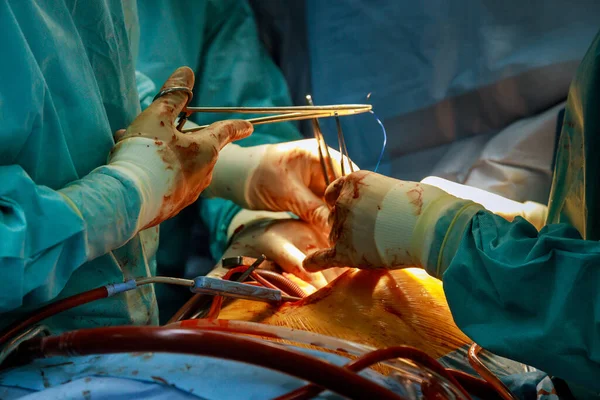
top-left (220, 218), bottom-right (347, 291)
top-left (106, 67), bottom-right (253, 230)
top-left (303, 171), bottom-right (483, 274)
top-left (59, 67), bottom-right (253, 261)
top-left (205, 139), bottom-right (354, 230)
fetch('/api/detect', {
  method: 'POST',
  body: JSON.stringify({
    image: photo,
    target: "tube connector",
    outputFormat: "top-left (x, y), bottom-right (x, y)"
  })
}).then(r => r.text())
top-left (191, 277), bottom-right (301, 303)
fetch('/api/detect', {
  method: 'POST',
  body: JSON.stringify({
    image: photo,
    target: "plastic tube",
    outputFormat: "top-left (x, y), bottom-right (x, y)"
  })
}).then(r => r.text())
top-left (168, 293), bottom-right (210, 323)
top-left (173, 266), bottom-right (303, 321)
top-left (168, 320), bottom-right (478, 398)
top-left (251, 271), bottom-right (289, 294)
top-left (447, 370), bottom-right (503, 400)
top-left (0, 287), bottom-right (108, 346)
top-left (276, 346), bottom-right (472, 400)
top-left (254, 270), bottom-right (306, 298)
top-left (170, 265), bottom-right (257, 322)
top-left (169, 319), bottom-right (377, 355)
top-left (468, 344), bottom-right (518, 400)
top-left (203, 266), bottom-right (251, 320)
top-left (1, 276), bottom-right (193, 346)
top-left (19, 327), bottom-right (404, 400)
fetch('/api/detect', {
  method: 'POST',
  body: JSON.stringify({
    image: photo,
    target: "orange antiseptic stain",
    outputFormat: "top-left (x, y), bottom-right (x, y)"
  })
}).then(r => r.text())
top-left (155, 140), bottom-right (163, 145)
top-left (217, 268), bottom-right (469, 361)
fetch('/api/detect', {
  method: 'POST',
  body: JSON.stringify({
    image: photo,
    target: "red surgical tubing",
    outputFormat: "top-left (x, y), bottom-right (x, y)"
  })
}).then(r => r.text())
top-left (275, 346), bottom-right (473, 400)
top-left (19, 327), bottom-right (405, 400)
top-left (0, 287), bottom-right (108, 346)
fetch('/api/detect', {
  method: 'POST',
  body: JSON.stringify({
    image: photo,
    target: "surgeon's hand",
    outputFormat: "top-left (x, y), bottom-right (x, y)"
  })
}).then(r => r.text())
top-left (206, 139), bottom-right (356, 231)
top-left (109, 67), bottom-right (253, 229)
top-left (303, 171), bottom-right (452, 271)
top-left (222, 219), bottom-right (347, 291)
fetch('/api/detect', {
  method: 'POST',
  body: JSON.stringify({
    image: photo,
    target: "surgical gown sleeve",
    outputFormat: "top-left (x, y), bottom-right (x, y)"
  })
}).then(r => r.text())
top-left (0, 1), bottom-right (148, 314)
top-left (0, 163), bottom-right (148, 313)
top-left (421, 203), bottom-right (600, 391)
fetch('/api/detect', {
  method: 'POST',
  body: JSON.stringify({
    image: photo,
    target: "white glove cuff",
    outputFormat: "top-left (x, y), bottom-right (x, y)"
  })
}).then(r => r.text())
top-left (374, 183), bottom-right (450, 265)
top-left (108, 137), bottom-right (180, 230)
top-left (206, 143), bottom-right (266, 208)
top-left (422, 176), bottom-right (525, 215)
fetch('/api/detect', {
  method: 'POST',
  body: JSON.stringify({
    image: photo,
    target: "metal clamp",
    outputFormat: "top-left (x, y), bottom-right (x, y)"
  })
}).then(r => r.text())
top-left (191, 276), bottom-right (299, 303)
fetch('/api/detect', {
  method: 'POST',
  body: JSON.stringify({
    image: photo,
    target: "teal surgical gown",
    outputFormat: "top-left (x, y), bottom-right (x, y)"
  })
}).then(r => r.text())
top-left (427, 30), bottom-right (600, 396)
top-left (0, 0), bottom-right (162, 333)
top-left (0, 0), bottom-right (299, 332)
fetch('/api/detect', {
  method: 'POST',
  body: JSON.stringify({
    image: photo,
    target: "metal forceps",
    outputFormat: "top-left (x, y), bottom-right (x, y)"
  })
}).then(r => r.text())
top-left (153, 86), bottom-right (365, 184)
top-left (306, 95), bottom-right (355, 185)
top-left (178, 104), bottom-right (371, 132)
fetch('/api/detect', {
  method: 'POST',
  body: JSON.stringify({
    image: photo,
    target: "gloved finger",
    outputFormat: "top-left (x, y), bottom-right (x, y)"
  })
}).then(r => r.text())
top-left (306, 223), bottom-right (332, 249)
top-left (283, 183), bottom-right (331, 230)
top-left (321, 268), bottom-right (344, 283)
top-left (324, 177), bottom-right (348, 207)
top-left (114, 129), bottom-right (127, 142)
top-left (262, 240), bottom-right (327, 288)
top-left (310, 146), bottom-right (360, 193)
top-left (311, 204), bottom-right (331, 232)
top-left (303, 248), bottom-right (349, 271)
top-left (201, 120), bottom-right (254, 149)
top-left (146, 66), bottom-right (195, 123)
top-left (282, 273), bottom-right (317, 295)
top-left (310, 148), bottom-right (342, 195)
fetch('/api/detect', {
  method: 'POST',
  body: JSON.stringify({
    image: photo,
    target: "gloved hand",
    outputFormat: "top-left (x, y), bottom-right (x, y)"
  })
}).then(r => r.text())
top-left (109, 67), bottom-right (253, 230)
top-left (205, 139), bottom-right (356, 230)
top-left (222, 218), bottom-right (347, 291)
top-left (303, 171), bottom-right (460, 271)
